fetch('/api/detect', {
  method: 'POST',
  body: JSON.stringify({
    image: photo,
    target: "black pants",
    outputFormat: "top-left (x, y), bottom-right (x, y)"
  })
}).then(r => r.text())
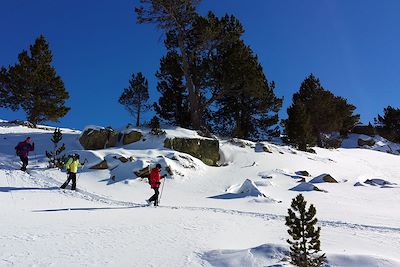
top-left (19, 156), bottom-right (28, 171)
top-left (60, 172), bottom-right (77, 190)
top-left (148, 187), bottom-right (160, 206)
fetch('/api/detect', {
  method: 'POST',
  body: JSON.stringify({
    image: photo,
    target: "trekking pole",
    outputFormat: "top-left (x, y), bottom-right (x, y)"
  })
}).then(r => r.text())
top-left (158, 175), bottom-right (166, 204)
top-left (76, 159), bottom-right (88, 182)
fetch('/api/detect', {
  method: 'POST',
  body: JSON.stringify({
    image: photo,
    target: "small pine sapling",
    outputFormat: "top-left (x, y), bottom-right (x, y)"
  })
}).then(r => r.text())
top-left (285, 194), bottom-right (326, 267)
top-left (46, 128), bottom-right (66, 168)
top-left (150, 116), bottom-right (166, 135)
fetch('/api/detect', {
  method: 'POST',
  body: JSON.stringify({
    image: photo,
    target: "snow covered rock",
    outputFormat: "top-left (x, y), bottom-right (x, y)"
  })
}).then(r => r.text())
top-left (89, 160), bottom-right (108, 170)
top-left (164, 137), bottom-right (220, 166)
top-left (122, 130), bottom-right (142, 145)
top-left (364, 179), bottom-right (396, 187)
top-left (290, 182), bottom-right (323, 192)
top-left (295, 170), bottom-right (311, 177)
top-left (134, 166), bottom-right (150, 178)
top-left (226, 179), bottom-right (266, 197)
top-left (358, 138), bottom-right (376, 147)
top-left (79, 126), bottom-right (118, 150)
top-left (309, 174), bottom-right (338, 183)
top-left (255, 142), bottom-right (272, 153)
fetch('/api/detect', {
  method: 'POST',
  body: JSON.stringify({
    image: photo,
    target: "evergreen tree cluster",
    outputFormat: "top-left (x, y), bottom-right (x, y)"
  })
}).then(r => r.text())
top-left (374, 106), bottom-right (400, 143)
top-left (136, 1), bottom-right (282, 140)
top-left (283, 74), bottom-right (360, 151)
top-left (286, 194), bottom-right (326, 267)
top-left (0, 35), bottom-right (70, 125)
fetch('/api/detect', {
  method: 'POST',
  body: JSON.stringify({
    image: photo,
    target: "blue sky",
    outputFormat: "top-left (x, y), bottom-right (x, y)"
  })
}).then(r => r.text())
top-left (1, 0), bottom-right (399, 130)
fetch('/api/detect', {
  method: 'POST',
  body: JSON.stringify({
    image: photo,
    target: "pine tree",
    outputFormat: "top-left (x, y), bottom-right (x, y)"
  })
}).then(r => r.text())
top-left (46, 128), bottom-right (66, 168)
top-left (0, 35), bottom-right (70, 125)
top-left (284, 74), bottom-right (359, 149)
top-left (211, 40), bottom-right (282, 140)
top-left (374, 106), bottom-right (400, 143)
top-left (149, 116), bottom-right (166, 135)
top-left (285, 194), bottom-right (326, 267)
top-left (154, 51), bottom-right (190, 127)
top-left (283, 100), bottom-right (315, 151)
top-left (119, 72), bottom-right (150, 127)
top-left (135, 0), bottom-right (203, 129)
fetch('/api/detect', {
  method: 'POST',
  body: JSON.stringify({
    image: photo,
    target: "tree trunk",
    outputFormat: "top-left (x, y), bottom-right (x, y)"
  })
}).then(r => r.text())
top-left (177, 33), bottom-right (201, 129)
top-left (136, 105), bottom-right (141, 127)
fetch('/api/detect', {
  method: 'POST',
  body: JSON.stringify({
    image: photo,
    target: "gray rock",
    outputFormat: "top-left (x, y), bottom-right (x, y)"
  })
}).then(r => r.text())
top-left (122, 130), bottom-right (142, 145)
top-left (79, 128), bottom-right (118, 150)
top-left (164, 137), bottom-right (220, 166)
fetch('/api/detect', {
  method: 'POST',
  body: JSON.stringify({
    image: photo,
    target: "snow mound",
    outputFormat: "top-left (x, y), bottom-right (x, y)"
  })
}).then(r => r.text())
top-left (327, 254), bottom-right (400, 267)
top-left (290, 182), bottom-right (325, 192)
top-left (202, 243), bottom-right (290, 267)
top-left (226, 179), bottom-right (266, 197)
top-left (254, 179), bottom-right (274, 187)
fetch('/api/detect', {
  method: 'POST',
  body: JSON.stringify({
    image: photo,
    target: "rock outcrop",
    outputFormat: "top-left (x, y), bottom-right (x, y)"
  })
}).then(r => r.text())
top-left (79, 127), bottom-right (118, 150)
top-left (164, 137), bottom-right (220, 166)
top-left (122, 130), bottom-right (142, 145)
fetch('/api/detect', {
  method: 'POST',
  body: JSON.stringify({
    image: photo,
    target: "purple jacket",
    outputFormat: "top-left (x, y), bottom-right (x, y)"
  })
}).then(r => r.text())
top-left (15, 141), bottom-right (34, 157)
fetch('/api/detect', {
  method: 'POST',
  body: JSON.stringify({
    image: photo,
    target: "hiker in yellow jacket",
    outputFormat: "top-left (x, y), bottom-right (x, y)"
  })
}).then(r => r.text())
top-left (60, 154), bottom-right (84, 190)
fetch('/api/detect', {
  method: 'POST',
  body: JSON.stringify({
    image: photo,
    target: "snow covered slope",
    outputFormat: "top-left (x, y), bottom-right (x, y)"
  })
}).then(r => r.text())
top-left (1, 120), bottom-right (400, 266)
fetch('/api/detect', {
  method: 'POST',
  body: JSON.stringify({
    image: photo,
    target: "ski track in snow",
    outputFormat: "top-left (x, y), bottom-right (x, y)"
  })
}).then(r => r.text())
top-left (12, 168), bottom-right (400, 236)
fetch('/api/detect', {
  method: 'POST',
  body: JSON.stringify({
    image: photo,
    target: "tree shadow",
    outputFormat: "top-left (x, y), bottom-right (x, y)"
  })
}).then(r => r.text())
top-left (0, 186), bottom-right (59, 192)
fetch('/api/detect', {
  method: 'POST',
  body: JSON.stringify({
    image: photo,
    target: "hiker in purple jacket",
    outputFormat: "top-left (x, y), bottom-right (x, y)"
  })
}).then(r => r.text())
top-left (15, 137), bottom-right (35, 171)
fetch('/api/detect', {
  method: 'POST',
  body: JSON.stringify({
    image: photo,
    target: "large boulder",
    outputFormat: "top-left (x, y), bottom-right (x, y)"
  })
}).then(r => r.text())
top-left (358, 138), bottom-right (376, 147)
top-left (122, 130), bottom-right (143, 145)
top-left (79, 127), bottom-right (118, 150)
top-left (164, 137), bottom-right (220, 166)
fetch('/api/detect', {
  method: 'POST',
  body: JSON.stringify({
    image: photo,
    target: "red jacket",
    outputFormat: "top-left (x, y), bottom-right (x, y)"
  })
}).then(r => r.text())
top-left (149, 168), bottom-right (162, 188)
top-left (15, 141), bottom-right (34, 157)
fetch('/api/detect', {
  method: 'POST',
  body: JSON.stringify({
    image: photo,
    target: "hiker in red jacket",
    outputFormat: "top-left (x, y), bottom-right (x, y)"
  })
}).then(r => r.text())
top-left (146, 164), bottom-right (165, 206)
top-left (15, 137), bottom-right (35, 171)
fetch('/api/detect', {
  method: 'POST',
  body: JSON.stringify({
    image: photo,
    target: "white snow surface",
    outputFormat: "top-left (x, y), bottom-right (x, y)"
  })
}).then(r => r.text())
top-left (1, 120), bottom-right (400, 266)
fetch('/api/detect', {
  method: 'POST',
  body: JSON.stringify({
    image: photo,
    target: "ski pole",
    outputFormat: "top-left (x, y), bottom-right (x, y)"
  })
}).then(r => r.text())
top-left (76, 159), bottom-right (88, 182)
top-left (158, 175), bottom-right (166, 204)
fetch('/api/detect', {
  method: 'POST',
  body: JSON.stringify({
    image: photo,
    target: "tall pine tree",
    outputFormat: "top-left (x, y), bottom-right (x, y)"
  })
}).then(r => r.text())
top-left (285, 194), bottom-right (326, 267)
top-left (119, 72), bottom-right (150, 127)
top-left (135, 0), bottom-right (204, 129)
top-left (0, 35), bottom-right (70, 125)
top-left (211, 40), bottom-right (282, 140)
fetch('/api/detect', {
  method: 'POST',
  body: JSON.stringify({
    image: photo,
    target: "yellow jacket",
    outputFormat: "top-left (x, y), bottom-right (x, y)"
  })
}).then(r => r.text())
top-left (65, 158), bottom-right (82, 173)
